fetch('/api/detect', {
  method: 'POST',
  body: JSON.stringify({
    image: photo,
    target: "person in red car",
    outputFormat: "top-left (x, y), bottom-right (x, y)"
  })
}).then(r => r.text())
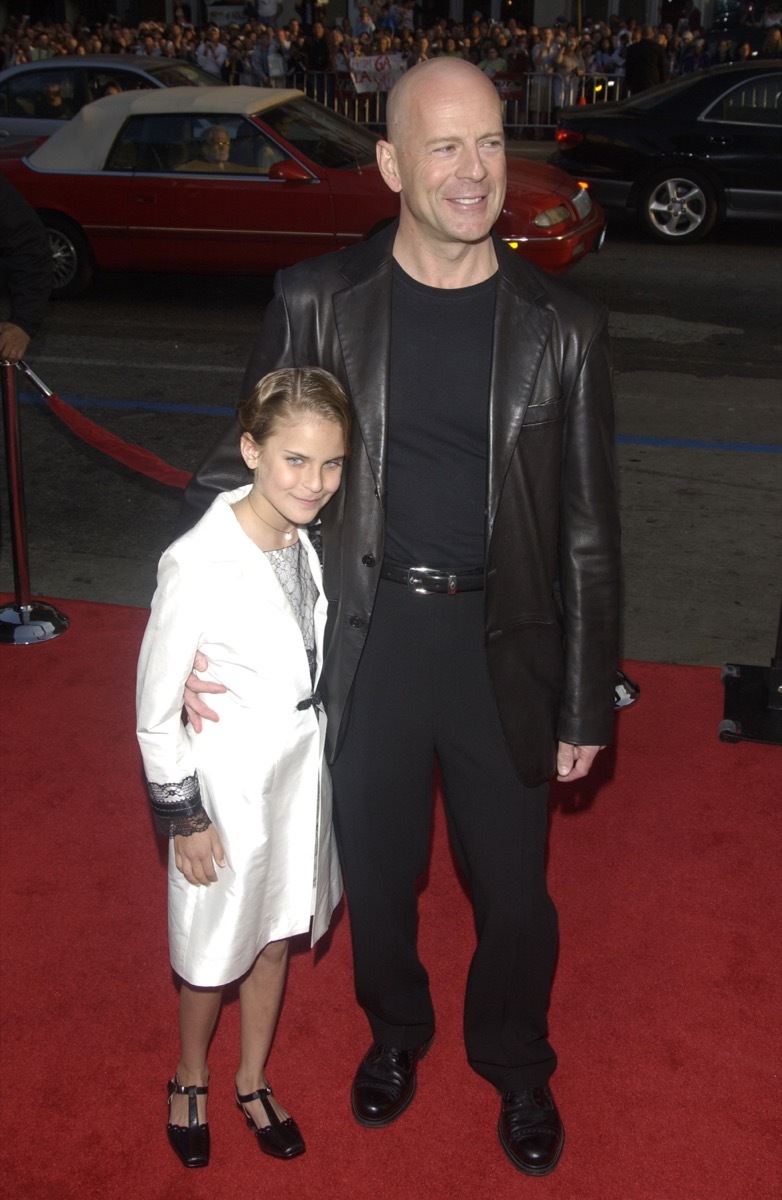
top-left (177, 125), bottom-right (244, 172)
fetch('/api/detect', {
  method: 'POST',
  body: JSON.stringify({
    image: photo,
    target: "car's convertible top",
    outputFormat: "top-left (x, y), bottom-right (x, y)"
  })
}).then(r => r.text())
top-left (28, 86), bottom-right (304, 173)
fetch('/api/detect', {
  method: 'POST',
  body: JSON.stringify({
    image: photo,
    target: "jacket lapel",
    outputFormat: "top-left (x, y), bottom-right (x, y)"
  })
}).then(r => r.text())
top-left (332, 226), bottom-right (396, 495)
top-left (487, 244), bottom-right (554, 532)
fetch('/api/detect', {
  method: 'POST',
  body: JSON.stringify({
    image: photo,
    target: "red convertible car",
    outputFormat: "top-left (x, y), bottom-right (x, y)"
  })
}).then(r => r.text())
top-left (0, 87), bottom-right (605, 298)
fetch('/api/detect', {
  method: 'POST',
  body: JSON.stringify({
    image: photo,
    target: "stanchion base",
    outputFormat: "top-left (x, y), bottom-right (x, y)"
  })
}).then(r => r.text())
top-left (719, 662), bottom-right (782, 747)
top-left (0, 602), bottom-right (70, 644)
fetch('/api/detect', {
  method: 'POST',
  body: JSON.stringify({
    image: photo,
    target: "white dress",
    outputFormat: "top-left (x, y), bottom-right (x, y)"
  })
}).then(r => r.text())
top-left (136, 485), bottom-right (342, 987)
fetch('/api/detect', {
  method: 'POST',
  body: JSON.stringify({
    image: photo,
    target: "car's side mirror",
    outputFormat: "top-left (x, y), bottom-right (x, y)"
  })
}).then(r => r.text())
top-left (267, 159), bottom-right (312, 182)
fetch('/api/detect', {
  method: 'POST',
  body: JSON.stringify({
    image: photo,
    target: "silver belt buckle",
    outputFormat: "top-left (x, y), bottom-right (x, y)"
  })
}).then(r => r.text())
top-left (409, 568), bottom-right (433, 595)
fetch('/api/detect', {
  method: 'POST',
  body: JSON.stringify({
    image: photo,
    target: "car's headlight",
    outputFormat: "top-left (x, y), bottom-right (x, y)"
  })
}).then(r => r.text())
top-left (533, 204), bottom-right (570, 229)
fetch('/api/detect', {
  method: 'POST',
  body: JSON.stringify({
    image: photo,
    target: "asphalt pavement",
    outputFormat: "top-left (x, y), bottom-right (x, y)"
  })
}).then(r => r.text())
top-left (1, 189), bottom-right (780, 672)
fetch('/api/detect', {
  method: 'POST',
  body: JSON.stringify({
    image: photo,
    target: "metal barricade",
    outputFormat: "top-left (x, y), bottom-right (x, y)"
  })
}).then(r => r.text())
top-left (283, 69), bottom-right (626, 136)
top-left (489, 71), bottom-right (627, 136)
top-left (286, 68), bottom-right (387, 128)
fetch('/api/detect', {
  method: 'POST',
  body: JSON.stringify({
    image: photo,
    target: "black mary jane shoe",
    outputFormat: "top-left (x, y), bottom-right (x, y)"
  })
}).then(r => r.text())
top-left (235, 1085), bottom-right (305, 1160)
top-left (498, 1085), bottom-right (564, 1177)
top-left (166, 1077), bottom-right (210, 1169)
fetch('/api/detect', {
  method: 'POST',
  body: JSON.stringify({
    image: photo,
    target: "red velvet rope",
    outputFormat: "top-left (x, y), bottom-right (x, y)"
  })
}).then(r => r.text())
top-left (45, 392), bottom-right (192, 490)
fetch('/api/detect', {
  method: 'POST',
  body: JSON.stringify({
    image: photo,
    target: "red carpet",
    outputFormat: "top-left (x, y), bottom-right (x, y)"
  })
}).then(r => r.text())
top-left (1, 598), bottom-right (780, 1199)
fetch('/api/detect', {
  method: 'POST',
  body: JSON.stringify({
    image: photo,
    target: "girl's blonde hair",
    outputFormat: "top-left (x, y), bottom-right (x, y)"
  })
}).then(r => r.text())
top-left (237, 367), bottom-right (351, 453)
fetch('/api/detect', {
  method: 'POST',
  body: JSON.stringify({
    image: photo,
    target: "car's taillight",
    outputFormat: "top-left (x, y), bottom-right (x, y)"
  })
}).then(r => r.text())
top-left (556, 129), bottom-right (584, 150)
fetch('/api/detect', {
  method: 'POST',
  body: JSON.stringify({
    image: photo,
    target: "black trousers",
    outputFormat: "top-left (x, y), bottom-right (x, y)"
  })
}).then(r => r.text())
top-left (330, 579), bottom-right (559, 1092)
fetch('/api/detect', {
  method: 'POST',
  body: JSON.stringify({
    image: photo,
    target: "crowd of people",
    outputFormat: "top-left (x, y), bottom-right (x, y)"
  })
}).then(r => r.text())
top-left (2, 2), bottom-right (781, 99)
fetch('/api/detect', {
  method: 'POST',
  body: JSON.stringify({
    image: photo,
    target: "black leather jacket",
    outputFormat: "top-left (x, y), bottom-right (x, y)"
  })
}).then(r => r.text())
top-left (183, 224), bottom-right (621, 785)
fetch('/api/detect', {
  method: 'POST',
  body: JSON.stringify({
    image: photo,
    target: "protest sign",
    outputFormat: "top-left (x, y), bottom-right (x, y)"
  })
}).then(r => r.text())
top-left (349, 53), bottom-right (406, 93)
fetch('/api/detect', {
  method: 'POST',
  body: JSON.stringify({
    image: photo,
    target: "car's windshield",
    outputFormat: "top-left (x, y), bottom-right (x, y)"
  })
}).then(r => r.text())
top-left (146, 62), bottom-right (224, 87)
top-left (256, 96), bottom-right (378, 169)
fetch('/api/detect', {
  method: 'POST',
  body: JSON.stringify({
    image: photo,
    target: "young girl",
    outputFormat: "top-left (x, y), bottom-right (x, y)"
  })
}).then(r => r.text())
top-left (136, 367), bottom-right (350, 1169)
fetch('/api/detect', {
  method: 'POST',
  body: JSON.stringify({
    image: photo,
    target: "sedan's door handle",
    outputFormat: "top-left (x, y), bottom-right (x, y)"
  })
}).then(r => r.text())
top-left (135, 193), bottom-right (157, 204)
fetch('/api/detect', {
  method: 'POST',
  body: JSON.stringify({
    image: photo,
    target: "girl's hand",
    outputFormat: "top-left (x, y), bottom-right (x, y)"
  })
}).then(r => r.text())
top-left (174, 826), bottom-right (227, 886)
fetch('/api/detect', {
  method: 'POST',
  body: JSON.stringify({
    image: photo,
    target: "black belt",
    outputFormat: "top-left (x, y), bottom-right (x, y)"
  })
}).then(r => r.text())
top-left (379, 562), bottom-right (484, 595)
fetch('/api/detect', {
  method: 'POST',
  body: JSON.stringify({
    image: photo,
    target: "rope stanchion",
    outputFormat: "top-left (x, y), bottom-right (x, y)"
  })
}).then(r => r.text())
top-left (2, 358), bottom-right (194, 641)
top-left (19, 361), bottom-right (192, 490)
top-left (1, 361), bottom-right (69, 644)
top-left (2, 357), bottom-right (196, 640)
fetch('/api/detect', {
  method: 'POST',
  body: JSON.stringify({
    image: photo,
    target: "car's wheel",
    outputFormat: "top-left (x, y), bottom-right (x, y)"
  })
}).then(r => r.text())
top-left (638, 168), bottom-right (718, 245)
top-left (43, 214), bottom-right (94, 298)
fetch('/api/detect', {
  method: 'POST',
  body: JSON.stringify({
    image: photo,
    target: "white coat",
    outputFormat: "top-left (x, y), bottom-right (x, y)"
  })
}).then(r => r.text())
top-left (136, 485), bottom-right (342, 987)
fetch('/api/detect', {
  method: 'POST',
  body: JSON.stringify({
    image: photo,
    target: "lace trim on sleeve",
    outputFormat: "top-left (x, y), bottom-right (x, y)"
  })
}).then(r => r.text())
top-left (147, 774), bottom-right (211, 839)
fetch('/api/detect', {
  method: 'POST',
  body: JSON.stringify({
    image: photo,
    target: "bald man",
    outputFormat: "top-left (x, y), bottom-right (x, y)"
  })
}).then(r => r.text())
top-left (183, 57), bottom-right (620, 1176)
top-left (623, 24), bottom-right (667, 93)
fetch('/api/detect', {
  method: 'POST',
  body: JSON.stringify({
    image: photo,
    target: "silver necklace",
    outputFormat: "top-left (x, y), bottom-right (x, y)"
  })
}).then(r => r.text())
top-left (247, 491), bottom-right (295, 543)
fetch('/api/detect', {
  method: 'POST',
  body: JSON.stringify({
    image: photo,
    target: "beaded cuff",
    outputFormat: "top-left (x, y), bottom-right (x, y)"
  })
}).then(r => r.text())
top-left (147, 774), bottom-right (211, 839)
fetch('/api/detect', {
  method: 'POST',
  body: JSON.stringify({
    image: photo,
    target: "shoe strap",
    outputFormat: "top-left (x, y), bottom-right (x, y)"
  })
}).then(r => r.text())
top-left (236, 1085), bottom-right (278, 1129)
top-left (169, 1078), bottom-right (209, 1096)
top-left (169, 1077), bottom-right (208, 1129)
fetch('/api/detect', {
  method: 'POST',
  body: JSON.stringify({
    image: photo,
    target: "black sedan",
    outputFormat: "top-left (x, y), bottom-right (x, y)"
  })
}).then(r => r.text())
top-left (550, 63), bottom-right (781, 244)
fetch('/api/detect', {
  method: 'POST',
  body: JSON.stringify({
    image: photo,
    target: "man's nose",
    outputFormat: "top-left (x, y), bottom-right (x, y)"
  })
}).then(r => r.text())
top-left (457, 144), bottom-right (488, 179)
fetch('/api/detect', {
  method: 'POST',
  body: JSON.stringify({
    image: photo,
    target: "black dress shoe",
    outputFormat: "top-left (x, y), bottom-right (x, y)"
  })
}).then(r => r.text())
top-left (498, 1086), bottom-right (564, 1176)
top-left (166, 1077), bottom-right (210, 1168)
top-left (236, 1085), bottom-right (305, 1159)
top-left (351, 1038), bottom-right (432, 1127)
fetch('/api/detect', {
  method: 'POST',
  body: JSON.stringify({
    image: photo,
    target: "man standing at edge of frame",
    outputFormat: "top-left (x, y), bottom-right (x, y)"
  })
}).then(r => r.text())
top-left (0, 176), bottom-right (52, 366)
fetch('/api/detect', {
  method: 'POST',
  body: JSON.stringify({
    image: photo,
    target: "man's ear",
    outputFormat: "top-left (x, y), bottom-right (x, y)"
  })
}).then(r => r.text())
top-left (376, 139), bottom-right (403, 194)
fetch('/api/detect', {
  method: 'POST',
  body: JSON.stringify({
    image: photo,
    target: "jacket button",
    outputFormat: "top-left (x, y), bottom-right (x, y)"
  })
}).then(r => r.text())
top-left (349, 616), bottom-right (363, 628)
top-left (362, 555), bottom-right (375, 567)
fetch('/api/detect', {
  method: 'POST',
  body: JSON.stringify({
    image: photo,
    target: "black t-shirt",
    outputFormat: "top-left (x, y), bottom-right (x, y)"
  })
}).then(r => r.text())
top-left (384, 261), bottom-right (496, 568)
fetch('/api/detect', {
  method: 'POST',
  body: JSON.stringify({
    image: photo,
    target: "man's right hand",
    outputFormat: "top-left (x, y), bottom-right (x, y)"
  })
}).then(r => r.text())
top-left (184, 649), bottom-right (227, 733)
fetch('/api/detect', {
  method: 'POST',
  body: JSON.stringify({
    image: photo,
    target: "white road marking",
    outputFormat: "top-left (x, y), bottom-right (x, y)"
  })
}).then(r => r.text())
top-left (610, 314), bottom-right (743, 343)
top-left (33, 357), bottom-right (242, 373)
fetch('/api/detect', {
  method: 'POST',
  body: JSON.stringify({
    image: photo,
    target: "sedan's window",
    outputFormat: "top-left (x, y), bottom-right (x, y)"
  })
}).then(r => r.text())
top-left (704, 75), bottom-right (782, 126)
top-left (259, 97), bottom-right (378, 169)
top-left (84, 70), bottom-right (155, 103)
top-left (105, 114), bottom-right (287, 175)
top-left (0, 70), bottom-right (81, 121)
